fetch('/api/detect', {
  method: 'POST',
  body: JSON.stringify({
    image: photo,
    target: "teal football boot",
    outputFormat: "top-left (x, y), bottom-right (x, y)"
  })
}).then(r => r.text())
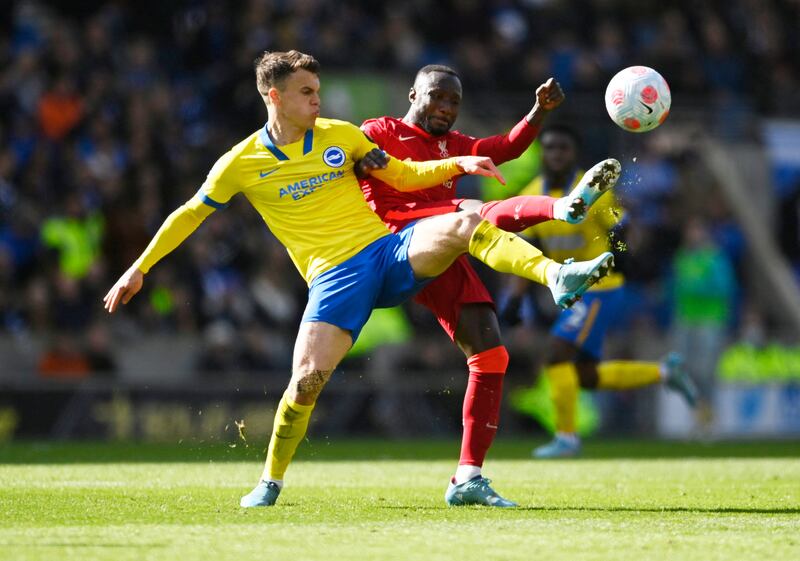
top-left (549, 252), bottom-right (615, 309)
top-left (553, 158), bottom-right (622, 224)
top-left (662, 352), bottom-right (698, 408)
top-left (533, 435), bottom-right (582, 459)
top-left (445, 476), bottom-right (518, 507)
top-left (240, 480), bottom-right (281, 507)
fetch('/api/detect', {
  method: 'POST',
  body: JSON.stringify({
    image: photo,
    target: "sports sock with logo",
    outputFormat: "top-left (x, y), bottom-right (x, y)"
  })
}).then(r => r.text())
top-left (262, 393), bottom-right (315, 482)
top-left (478, 196), bottom-right (555, 232)
top-left (457, 346), bottom-right (509, 480)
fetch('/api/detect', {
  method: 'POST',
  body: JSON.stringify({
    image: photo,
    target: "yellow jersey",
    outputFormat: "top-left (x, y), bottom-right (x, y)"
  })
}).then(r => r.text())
top-left (520, 171), bottom-right (625, 290)
top-left (134, 118), bottom-right (461, 284)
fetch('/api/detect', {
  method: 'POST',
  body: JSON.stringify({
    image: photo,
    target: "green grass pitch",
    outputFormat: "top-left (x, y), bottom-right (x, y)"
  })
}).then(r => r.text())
top-left (1, 439), bottom-right (798, 561)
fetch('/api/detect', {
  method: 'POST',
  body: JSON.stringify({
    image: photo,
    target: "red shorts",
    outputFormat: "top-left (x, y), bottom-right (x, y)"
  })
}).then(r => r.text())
top-left (382, 200), bottom-right (494, 341)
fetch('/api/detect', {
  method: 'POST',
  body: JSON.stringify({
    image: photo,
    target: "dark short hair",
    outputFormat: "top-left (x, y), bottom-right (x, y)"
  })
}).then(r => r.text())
top-left (414, 64), bottom-right (460, 84)
top-left (254, 50), bottom-right (320, 94)
top-left (540, 123), bottom-right (582, 147)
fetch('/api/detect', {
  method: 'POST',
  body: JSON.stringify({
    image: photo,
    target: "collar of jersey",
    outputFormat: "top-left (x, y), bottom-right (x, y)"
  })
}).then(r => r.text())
top-left (260, 125), bottom-right (314, 160)
top-left (400, 119), bottom-right (436, 140)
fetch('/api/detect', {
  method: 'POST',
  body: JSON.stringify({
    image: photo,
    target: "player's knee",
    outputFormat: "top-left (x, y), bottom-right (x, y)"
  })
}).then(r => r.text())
top-left (455, 211), bottom-right (483, 237)
top-left (576, 363), bottom-right (599, 389)
top-left (457, 199), bottom-right (483, 213)
top-left (440, 211), bottom-right (482, 253)
top-left (547, 339), bottom-right (577, 364)
top-left (288, 365), bottom-right (332, 402)
top-left (466, 345), bottom-right (509, 375)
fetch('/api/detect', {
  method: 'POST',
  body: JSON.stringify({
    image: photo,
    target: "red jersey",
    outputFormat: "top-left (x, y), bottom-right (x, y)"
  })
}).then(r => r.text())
top-left (360, 115), bottom-right (540, 228)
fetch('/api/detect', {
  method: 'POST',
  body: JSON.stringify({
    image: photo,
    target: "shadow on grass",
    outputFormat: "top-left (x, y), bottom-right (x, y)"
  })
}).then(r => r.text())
top-left (1, 439), bottom-right (798, 464)
top-left (378, 505), bottom-right (800, 515)
top-left (0, 543), bottom-right (167, 548)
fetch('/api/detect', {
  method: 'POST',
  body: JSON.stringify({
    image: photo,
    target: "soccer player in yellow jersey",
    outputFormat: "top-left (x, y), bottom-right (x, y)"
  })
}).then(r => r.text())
top-left (501, 124), bottom-right (698, 458)
top-left (103, 51), bottom-right (613, 507)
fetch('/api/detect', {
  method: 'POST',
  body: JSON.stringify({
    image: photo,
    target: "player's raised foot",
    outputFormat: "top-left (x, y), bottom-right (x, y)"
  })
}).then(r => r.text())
top-left (240, 480), bottom-right (281, 507)
top-left (548, 252), bottom-right (615, 309)
top-left (533, 434), bottom-right (581, 459)
top-left (445, 476), bottom-right (518, 508)
top-left (553, 158), bottom-right (621, 224)
top-left (662, 352), bottom-right (698, 408)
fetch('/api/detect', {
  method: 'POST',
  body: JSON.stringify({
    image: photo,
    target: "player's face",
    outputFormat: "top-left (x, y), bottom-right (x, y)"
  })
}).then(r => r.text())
top-left (272, 69), bottom-right (321, 130)
top-left (541, 132), bottom-right (577, 175)
top-left (410, 73), bottom-right (462, 136)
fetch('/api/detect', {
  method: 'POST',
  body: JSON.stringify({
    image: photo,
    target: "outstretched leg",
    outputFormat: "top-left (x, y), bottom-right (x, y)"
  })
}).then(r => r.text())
top-left (406, 211), bottom-right (613, 309)
top-left (458, 157), bottom-right (622, 232)
top-left (241, 321), bottom-right (352, 507)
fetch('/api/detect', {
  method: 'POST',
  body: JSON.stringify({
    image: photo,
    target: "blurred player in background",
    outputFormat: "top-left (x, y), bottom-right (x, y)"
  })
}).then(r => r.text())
top-left (500, 124), bottom-right (698, 458)
top-left (358, 65), bottom-right (621, 504)
top-left (104, 51), bottom-right (616, 508)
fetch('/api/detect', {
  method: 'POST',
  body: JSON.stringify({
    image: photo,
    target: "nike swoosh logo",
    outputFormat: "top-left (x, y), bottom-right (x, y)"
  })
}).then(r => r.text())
top-left (398, 135), bottom-right (416, 141)
top-left (260, 169), bottom-right (278, 178)
top-left (639, 101), bottom-right (654, 114)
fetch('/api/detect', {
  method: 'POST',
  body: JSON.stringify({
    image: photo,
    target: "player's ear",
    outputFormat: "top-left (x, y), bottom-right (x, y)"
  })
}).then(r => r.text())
top-left (408, 87), bottom-right (416, 104)
top-left (268, 87), bottom-right (281, 105)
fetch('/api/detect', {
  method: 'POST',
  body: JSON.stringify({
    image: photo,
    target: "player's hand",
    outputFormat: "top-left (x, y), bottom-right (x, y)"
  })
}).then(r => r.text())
top-left (534, 78), bottom-right (564, 111)
top-left (453, 156), bottom-right (506, 185)
top-left (355, 148), bottom-right (389, 178)
top-left (103, 267), bottom-right (144, 313)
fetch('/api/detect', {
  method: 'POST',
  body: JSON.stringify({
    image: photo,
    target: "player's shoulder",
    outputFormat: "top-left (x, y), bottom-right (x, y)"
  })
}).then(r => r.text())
top-left (316, 118), bottom-right (371, 143)
top-left (361, 116), bottom-right (401, 129)
top-left (315, 117), bottom-right (361, 134)
top-left (230, 129), bottom-right (262, 156)
top-left (446, 128), bottom-right (471, 140)
top-left (360, 115), bottom-right (394, 135)
top-left (211, 129), bottom-right (261, 171)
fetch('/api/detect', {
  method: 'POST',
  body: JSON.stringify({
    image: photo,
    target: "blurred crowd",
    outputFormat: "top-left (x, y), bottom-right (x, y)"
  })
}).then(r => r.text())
top-left (0, 0), bottom-right (798, 381)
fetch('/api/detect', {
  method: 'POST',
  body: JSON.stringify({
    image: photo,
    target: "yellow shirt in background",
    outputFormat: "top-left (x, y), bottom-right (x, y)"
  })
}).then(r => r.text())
top-left (519, 171), bottom-right (625, 291)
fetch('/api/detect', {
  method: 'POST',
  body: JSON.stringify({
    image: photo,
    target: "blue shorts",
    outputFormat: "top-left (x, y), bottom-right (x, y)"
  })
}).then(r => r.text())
top-left (551, 287), bottom-right (625, 361)
top-left (301, 224), bottom-right (430, 343)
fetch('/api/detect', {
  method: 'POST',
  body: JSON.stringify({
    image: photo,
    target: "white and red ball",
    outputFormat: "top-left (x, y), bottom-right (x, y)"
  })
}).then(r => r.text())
top-left (604, 66), bottom-right (671, 133)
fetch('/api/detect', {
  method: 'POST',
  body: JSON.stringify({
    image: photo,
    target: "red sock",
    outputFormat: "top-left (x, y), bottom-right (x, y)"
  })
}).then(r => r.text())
top-left (478, 195), bottom-right (555, 232)
top-left (459, 346), bottom-right (509, 467)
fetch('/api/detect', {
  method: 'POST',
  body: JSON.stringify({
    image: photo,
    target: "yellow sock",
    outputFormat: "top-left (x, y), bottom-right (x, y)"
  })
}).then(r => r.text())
top-left (262, 393), bottom-right (315, 481)
top-left (597, 361), bottom-right (661, 390)
top-left (468, 220), bottom-right (556, 286)
top-left (545, 362), bottom-right (579, 434)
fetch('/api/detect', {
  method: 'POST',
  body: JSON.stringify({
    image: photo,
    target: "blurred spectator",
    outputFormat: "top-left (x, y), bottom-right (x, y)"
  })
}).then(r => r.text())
top-left (41, 193), bottom-right (103, 281)
top-left (37, 333), bottom-right (89, 380)
top-left (37, 75), bottom-right (83, 142)
top-left (778, 181), bottom-right (800, 277)
top-left (672, 217), bottom-right (737, 433)
top-left (0, 0), bottom-right (797, 382)
top-left (85, 321), bottom-right (117, 376)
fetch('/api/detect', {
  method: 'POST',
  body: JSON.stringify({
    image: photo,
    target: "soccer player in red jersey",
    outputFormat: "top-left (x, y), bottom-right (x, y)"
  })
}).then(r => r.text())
top-left (359, 65), bottom-right (621, 506)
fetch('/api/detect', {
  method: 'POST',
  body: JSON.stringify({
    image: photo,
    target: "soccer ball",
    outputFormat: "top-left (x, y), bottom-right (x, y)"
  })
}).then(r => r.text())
top-left (604, 66), bottom-right (671, 133)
